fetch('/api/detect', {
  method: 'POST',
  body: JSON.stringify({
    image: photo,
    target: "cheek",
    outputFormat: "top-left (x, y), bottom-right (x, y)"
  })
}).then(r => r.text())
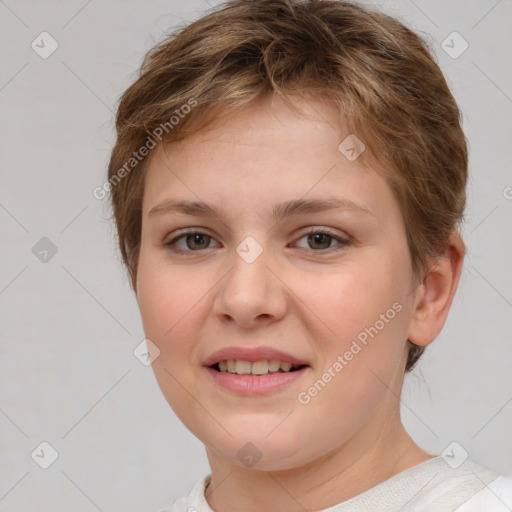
top-left (295, 257), bottom-right (412, 401)
top-left (293, 255), bottom-right (407, 339)
top-left (137, 251), bottom-right (198, 337)
top-left (293, 261), bottom-right (409, 434)
top-left (136, 251), bottom-right (217, 375)
top-left (136, 254), bottom-right (209, 417)
top-left (136, 261), bottom-right (170, 339)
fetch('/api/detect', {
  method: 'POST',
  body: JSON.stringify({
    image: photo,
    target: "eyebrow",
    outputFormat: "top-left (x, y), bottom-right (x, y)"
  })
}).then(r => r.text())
top-left (148, 197), bottom-right (374, 222)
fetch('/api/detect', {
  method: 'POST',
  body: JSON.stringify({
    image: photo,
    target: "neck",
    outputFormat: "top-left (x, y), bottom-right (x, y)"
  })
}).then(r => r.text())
top-left (204, 414), bottom-right (433, 512)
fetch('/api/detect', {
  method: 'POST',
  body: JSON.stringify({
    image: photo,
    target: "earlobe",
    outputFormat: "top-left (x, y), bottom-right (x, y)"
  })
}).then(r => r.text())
top-left (407, 232), bottom-right (465, 347)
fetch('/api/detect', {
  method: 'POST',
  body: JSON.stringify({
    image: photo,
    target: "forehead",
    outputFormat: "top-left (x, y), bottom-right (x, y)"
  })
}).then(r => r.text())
top-left (142, 96), bottom-right (399, 223)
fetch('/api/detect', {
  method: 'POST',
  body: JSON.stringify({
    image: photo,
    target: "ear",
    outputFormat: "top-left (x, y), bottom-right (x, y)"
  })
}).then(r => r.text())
top-left (407, 231), bottom-right (465, 347)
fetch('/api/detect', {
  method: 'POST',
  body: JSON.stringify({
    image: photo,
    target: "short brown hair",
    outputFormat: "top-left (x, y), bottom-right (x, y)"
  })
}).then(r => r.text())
top-left (107, 0), bottom-right (467, 372)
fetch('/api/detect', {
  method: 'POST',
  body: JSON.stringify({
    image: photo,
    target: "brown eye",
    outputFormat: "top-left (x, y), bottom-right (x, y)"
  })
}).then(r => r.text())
top-left (165, 231), bottom-right (219, 253)
top-left (184, 233), bottom-right (211, 250)
top-left (307, 232), bottom-right (334, 250)
top-left (294, 229), bottom-right (350, 252)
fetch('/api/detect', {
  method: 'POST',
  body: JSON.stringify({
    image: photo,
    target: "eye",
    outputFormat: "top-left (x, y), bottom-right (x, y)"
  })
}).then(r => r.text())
top-left (164, 230), bottom-right (219, 254)
top-left (293, 228), bottom-right (351, 252)
top-left (163, 227), bottom-right (351, 255)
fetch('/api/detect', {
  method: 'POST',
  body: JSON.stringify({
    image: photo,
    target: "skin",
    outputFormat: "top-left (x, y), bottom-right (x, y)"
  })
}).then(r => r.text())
top-left (135, 95), bottom-right (464, 511)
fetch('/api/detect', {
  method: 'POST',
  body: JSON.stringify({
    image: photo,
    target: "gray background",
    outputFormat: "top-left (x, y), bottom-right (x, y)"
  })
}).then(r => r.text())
top-left (0, 1), bottom-right (511, 511)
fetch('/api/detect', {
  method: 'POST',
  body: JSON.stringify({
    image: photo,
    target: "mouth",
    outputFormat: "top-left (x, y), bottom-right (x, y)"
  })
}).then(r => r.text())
top-left (205, 360), bottom-right (310, 395)
top-left (209, 359), bottom-right (309, 376)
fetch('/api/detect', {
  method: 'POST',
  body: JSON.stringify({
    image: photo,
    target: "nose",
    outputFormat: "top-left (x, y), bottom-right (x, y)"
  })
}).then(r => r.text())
top-left (213, 237), bottom-right (288, 329)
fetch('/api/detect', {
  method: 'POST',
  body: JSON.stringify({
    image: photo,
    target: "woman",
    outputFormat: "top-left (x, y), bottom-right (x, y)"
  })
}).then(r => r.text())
top-left (107, 1), bottom-right (512, 510)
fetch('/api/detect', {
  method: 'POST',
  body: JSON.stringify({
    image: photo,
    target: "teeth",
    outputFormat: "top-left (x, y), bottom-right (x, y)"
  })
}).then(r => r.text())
top-left (268, 359), bottom-right (280, 372)
top-left (235, 360), bottom-right (252, 374)
top-left (280, 361), bottom-right (292, 372)
top-left (216, 359), bottom-right (302, 375)
top-left (251, 361), bottom-right (268, 374)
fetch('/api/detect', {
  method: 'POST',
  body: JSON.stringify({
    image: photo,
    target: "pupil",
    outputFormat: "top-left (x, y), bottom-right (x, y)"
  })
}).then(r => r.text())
top-left (309, 233), bottom-right (331, 250)
top-left (188, 234), bottom-right (209, 250)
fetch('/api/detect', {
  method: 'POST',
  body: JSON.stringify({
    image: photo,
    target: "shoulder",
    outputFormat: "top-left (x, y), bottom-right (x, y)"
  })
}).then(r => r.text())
top-left (332, 456), bottom-right (502, 511)
top-left (454, 474), bottom-right (512, 512)
top-left (405, 458), bottom-right (510, 511)
top-left (157, 474), bottom-right (212, 512)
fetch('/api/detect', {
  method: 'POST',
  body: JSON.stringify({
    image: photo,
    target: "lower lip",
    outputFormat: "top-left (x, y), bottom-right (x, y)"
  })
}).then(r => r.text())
top-left (204, 366), bottom-right (309, 395)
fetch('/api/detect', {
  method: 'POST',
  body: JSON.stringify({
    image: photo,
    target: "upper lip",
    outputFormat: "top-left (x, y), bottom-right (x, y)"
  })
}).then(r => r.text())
top-left (203, 346), bottom-right (310, 367)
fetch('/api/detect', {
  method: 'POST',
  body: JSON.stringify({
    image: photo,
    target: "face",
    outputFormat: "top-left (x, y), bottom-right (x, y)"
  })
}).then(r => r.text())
top-left (136, 96), bottom-right (420, 471)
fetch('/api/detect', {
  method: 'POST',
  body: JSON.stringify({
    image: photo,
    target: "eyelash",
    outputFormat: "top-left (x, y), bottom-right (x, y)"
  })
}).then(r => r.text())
top-left (163, 228), bottom-right (352, 255)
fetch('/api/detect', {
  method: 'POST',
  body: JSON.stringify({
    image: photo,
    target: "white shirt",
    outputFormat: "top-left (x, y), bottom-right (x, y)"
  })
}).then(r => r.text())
top-left (161, 456), bottom-right (512, 511)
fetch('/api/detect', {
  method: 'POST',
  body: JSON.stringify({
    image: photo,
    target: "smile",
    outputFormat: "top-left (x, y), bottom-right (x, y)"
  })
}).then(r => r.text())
top-left (212, 359), bottom-right (307, 375)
